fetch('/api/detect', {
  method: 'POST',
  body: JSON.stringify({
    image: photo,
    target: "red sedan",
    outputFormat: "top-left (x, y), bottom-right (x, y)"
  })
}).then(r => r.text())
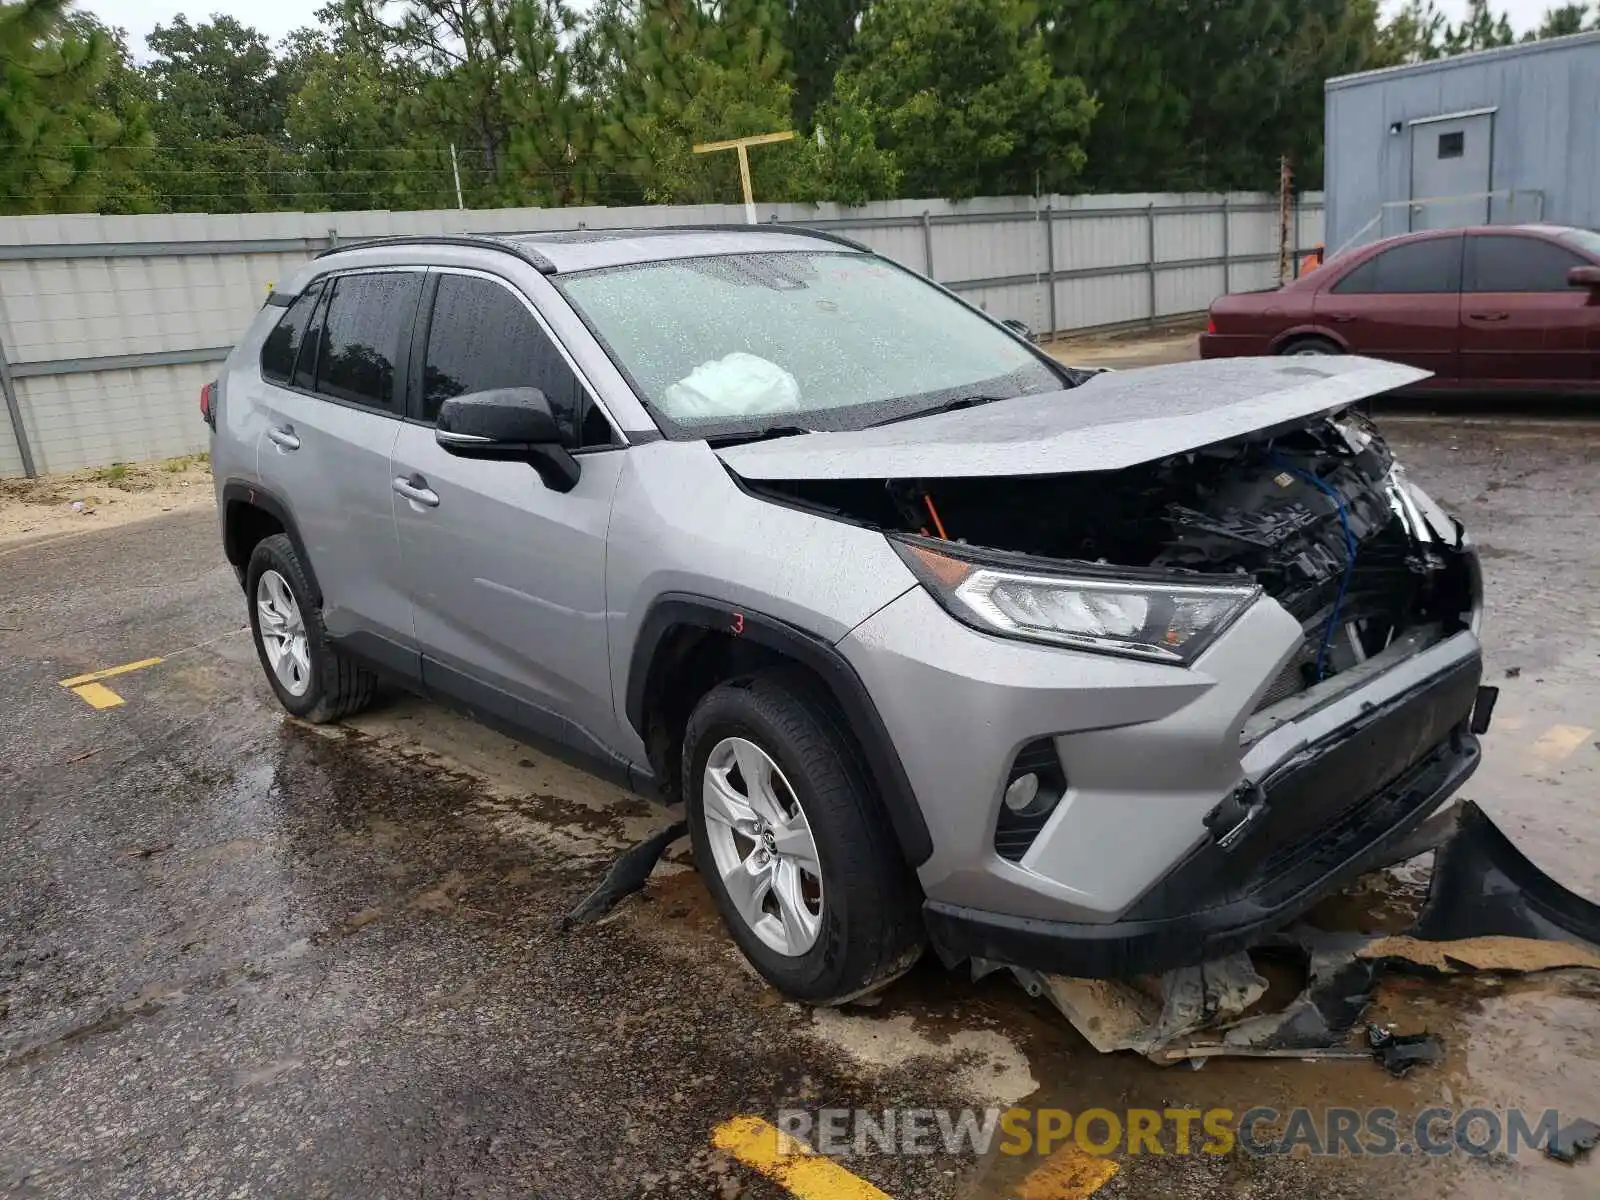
top-left (1200, 224), bottom-right (1600, 392)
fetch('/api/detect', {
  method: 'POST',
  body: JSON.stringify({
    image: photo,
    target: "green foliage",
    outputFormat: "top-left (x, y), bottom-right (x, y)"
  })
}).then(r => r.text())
top-left (2, 0), bottom-right (1589, 216)
top-left (1044, 0), bottom-right (1389, 192)
top-left (836, 0), bottom-right (1096, 198)
top-left (0, 0), bottom-right (150, 213)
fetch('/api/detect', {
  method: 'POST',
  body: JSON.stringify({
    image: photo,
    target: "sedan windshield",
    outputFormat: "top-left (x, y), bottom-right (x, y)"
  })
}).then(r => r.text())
top-left (1558, 227), bottom-right (1600, 259)
top-left (555, 251), bottom-right (1069, 439)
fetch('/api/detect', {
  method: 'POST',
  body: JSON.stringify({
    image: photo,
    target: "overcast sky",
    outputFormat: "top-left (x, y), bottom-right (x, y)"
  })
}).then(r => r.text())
top-left (86, 0), bottom-right (1565, 57)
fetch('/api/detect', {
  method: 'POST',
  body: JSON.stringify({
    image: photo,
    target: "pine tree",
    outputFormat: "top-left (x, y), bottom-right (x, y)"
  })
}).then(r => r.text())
top-left (0, 0), bottom-right (146, 213)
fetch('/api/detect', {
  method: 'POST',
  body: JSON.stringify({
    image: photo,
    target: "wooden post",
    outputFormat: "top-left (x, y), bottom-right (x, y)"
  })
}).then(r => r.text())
top-left (692, 131), bottom-right (796, 225)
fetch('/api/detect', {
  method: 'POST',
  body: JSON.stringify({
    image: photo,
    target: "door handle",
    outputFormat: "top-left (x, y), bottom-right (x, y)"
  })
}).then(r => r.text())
top-left (1327, 313), bottom-right (1356, 323)
top-left (266, 424), bottom-right (300, 450)
top-left (1468, 311), bottom-right (1510, 321)
top-left (393, 475), bottom-right (440, 508)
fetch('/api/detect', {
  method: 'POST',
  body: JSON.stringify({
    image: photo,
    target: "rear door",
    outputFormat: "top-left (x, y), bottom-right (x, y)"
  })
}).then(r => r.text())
top-left (1314, 235), bottom-right (1463, 381)
top-left (1460, 232), bottom-right (1596, 388)
top-left (254, 269), bottom-right (424, 670)
top-left (390, 269), bottom-right (628, 761)
top-left (1408, 112), bottom-right (1493, 231)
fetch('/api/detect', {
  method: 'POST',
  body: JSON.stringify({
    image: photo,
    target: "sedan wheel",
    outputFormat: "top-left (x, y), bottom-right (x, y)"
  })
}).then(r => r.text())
top-left (255, 568), bottom-right (312, 697)
top-left (700, 735), bottom-right (824, 957)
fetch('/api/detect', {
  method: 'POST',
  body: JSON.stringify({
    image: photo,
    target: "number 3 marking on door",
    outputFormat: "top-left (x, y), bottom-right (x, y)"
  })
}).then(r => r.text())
top-left (731, 612), bottom-right (745, 635)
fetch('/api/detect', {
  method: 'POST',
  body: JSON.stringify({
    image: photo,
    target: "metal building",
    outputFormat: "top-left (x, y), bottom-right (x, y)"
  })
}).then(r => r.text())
top-left (1323, 31), bottom-right (1600, 253)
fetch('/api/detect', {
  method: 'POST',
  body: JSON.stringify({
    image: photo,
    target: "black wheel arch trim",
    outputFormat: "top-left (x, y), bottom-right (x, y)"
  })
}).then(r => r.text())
top-left (626, 594), bottom-right (933, 867)
top-left (221, 480), bottom-right (322, 604)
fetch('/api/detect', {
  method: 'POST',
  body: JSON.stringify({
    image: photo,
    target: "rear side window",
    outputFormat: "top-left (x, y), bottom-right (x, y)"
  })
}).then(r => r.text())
top-left (1465, 235), bottom-right (1587, 292)
top-left (260, 281), bottom-right (322, 384)
top-left (1332, 237), bottom-right (1461, 295)
top-left (422, 273), bottom-right (613, 447)
top-left (312, 272), bottom-right (423, 412)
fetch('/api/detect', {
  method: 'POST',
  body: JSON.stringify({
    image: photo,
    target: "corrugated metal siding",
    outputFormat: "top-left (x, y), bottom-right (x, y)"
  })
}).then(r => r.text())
top-left (0, 190), bottom-right (1320, 477)
top-left (1326, 34), bottom-right (1600, 250)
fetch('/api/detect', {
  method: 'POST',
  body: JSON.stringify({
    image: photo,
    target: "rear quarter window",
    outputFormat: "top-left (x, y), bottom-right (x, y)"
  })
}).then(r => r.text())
top-left (260, 281), bottom-right (323, 384)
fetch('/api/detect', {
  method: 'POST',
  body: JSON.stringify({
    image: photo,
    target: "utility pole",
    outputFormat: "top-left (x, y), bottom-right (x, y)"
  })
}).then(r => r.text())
top-left (692, 131), bottom-right (795, 224)
top-left (1277, 155), bottom-right (1294, 284)
top-left (450, 144), bottom-right (466, 211)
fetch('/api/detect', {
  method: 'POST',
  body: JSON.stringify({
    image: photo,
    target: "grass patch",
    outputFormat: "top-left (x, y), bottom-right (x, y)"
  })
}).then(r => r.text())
top-left (96, 463), bottom-right (129, 484)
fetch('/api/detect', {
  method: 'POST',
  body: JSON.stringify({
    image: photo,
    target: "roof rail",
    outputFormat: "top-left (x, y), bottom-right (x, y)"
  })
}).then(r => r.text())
top-left (554, 222), bottom-right (872, 253)
top-left (315, 234), bottom-right (557, 274)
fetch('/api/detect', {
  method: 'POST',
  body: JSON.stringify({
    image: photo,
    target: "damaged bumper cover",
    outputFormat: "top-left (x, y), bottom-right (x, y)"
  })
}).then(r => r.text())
top-left (923, 635), bottom-right (1490, 980)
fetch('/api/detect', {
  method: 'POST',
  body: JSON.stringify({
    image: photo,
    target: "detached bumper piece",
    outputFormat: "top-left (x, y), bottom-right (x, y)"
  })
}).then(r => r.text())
top-left (926, 653), bottom-right (1484, 980)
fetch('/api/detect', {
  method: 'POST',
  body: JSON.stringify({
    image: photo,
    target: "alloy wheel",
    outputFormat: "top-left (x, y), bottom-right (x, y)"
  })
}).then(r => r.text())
top-left (701, 736), bottom-right (824, 956)
top-left (255, 568), bottom-right (311, 697)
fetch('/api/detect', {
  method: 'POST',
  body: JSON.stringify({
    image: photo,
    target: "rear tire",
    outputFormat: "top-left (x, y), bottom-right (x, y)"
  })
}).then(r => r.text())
top-left (1279, 335), bottom-right (1341, 356)
top-left (683, 671), bottom-right (925, 1003)
top-left (246, 533), bottom-right (377, 723)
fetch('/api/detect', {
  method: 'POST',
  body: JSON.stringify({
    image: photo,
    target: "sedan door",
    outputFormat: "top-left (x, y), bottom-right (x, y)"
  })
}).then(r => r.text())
top-left (1313, 234), bottom-right (1463, 382)
top-left (253, 269), bottom-right (424, 671)
top-left (390, 269), bottom-right (628, 763)
top-left (1460, 232), bottom-right (1597, 388)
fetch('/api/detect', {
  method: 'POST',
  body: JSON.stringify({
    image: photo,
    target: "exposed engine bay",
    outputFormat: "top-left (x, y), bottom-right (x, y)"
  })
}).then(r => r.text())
top-left (743, 413), bottom-right (1476, 706)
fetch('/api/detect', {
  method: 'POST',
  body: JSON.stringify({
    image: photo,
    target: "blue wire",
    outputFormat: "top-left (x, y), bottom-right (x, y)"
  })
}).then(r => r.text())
top-left (1272, 451), bottom-right (1358, 680)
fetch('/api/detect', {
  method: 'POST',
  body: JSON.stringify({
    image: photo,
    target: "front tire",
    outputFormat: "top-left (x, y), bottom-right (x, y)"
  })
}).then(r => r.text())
top-left (246, 533), bottom-right (376, 723)
top-left (683, 671), bottom-right (924, 1003)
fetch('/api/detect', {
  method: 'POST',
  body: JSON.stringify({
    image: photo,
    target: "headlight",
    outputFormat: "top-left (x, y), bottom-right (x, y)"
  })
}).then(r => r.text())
top-left (891, 537), bottom-right (1259, 664)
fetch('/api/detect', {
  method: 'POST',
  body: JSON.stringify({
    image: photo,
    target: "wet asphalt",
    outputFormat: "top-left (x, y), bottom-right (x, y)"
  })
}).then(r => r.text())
top-left (2, 410), bottom-right (1598, 1200)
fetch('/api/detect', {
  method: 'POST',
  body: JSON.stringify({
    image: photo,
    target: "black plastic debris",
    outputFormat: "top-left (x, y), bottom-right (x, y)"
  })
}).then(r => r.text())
top-left (1366, 1024), bottom-right (1443, 1077)
top-left (1546, 1118), bottom-right (1600, 1164)
top-left (1414, 801), bottom-right (1600, 950)
top-left (559, 820), bottom-right (687, 930)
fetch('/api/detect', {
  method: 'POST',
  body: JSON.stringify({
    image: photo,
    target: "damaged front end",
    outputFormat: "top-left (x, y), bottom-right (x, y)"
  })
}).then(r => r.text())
top-left (735, 397), bottom-right (1494, 981)
top-left (744, 411), bottom-right (1479, 713)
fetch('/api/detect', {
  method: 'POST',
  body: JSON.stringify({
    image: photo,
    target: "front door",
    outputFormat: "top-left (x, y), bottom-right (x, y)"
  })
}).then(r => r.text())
top-left (390, 269), bottom-right (627, 761)
top-left (1460, 232), bottom-right (1598, 387)
top-left (1409, 112), bottom-right (1493, 231)
top-left (253, 270), bottom-right (423, 661)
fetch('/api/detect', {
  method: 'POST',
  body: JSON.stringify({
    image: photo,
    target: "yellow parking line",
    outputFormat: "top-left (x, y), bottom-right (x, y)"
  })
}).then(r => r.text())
top-left (1015, 1144), bottom-right (1120, 1200)
top-left (1531, 724), bottom-right (1593, 761)
top-left (70, 682), bottom-right (126, 710)
top-left (712, 1116), bottom-right (892, 1199)
top-left (59, 657), bottom-right (164, 688)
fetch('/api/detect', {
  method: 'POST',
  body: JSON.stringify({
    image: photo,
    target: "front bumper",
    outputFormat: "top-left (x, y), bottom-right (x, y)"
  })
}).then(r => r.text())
top-left (922, 650), bottom-right (1486, 979)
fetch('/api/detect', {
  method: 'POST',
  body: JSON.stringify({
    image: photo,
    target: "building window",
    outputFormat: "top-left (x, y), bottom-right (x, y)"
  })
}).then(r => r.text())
top-left (1438, 131), bottom-right (1465, 159)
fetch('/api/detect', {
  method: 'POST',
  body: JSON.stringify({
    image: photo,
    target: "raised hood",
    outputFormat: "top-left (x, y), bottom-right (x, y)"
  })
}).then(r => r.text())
top-left (713, 356), bottom-right (1426, 481)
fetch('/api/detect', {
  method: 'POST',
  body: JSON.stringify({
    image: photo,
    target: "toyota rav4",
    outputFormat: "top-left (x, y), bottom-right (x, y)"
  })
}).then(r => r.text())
top-left (208, 227), bottom-right (1491, 1003)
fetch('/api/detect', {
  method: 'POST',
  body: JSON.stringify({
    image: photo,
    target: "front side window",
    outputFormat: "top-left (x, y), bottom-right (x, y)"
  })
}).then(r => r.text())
top-left (1332, 237), bottom-right (1461, 295)
top-left (422, 274), bottom-right (611, 447)
top-left (312, 272), bottom-right (422, 412)
top-left (555, 251), bottom-right (1068, 439)
top-left (260, 280), bottom-right (322, 384)
top-left (1465, 235), bottom-right (1587, 292)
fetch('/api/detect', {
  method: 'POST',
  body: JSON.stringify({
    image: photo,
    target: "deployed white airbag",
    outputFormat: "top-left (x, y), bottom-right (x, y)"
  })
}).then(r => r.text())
top-left (665, 352), bottom-right (801, 420)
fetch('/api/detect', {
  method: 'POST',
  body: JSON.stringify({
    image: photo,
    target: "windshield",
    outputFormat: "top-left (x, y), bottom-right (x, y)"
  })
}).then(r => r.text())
top-left (555, 251), bottom-right (1068, 438)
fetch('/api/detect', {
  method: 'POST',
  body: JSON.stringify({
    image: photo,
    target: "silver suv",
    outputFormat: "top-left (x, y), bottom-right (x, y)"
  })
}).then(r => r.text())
top-left (209, 227), bottom-right (1492, 1002)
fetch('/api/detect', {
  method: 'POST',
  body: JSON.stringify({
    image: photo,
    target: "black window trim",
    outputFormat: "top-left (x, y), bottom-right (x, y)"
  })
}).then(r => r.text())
top-left (409, 264), bottom-right (627, 452)
top-left (1330, 232), bottom-right (1464, 296)
top-left (258, 265), bottom-right (429, 421)
top-left (1463, 231), bottom-right (1588, 293)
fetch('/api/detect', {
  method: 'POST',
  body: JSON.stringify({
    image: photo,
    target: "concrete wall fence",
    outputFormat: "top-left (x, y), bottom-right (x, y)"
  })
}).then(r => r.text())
top-left (0, 191), bottom-right (1323, 479)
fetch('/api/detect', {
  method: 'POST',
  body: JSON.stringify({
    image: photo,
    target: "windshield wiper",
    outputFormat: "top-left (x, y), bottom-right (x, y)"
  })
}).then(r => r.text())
top-left (706, 424), bottom-right (813, 447)
top-left (867, 395), bottom-right (1009, 428)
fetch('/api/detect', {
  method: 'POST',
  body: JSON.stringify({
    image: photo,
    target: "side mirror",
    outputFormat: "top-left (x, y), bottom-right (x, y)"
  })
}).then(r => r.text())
top-left (435, 387), bottom-right (580, 492)
top-left (1002, 318), bottom-right (1037, 343)
top-left (1567, 265), bottom-right (1600, 289)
